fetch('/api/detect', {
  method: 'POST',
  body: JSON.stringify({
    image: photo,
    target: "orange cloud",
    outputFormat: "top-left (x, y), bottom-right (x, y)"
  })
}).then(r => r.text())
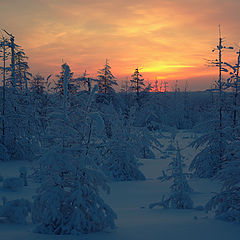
top-left (1, 0), bottom-right (240, 90)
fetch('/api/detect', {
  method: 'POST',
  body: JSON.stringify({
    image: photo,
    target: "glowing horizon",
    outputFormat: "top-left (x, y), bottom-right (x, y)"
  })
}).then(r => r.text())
top-left (1, 0), bottom-right (240, 91)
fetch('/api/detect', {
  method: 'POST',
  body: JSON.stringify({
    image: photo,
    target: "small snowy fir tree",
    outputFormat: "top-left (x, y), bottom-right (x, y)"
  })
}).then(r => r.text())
top-left (150, 143), bottom-right (193, 209)
top-left (97, 59), bottom-right (118, 95)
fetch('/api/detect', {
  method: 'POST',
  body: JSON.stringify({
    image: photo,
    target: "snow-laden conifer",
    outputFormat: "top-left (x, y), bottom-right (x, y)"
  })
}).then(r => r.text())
top-left (190, 28), bottom-right (233, 178)
top-left (32, 76), bottom-right (117, 235)
top-left (206, 139), bottom-right (240, 222)
top-left (97, 59), bottom-right (118, 94)
top-left (54, 63), bottom-right (75, 95)
top-left (102, 115), bottom-right (145, 181)
top-left (122, 106), bottom-right (162, 159)
top-left (136, 125), bottom-right (162, 159)
top-left (189, 123), bottom-right (231, 178)
top-left (130, 68), bottom-right (145, 96)
top-left (150, 143), bottom-right (193, 209)
top-left (32, 147), bottom-right (117, 234)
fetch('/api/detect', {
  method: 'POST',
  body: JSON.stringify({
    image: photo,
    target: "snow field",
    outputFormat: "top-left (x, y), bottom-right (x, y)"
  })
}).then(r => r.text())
top-left (0, 131), bottom-right (240, 240)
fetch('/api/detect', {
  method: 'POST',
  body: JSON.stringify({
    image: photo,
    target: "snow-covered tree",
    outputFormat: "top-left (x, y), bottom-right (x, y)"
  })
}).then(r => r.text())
top-left (32, 147), bottom-right (116, 234)
top-left (191, 28), bottom-right (234, 178)
top-left (124, 104), bottom-right (163, 159)
top-left (130, 68), bottom-right (145, 97)
top-left (206, 186), bottom-right (240, 223)
top-left (205, 139), bottom-right (240, 222)
top-left (0, 36), bottom-right (11, 147)
top-left (30, 74), bottom-right (46, 95)
top-left (0, 81), bottom-right (37, 161)
top-left (223, 49), bottom-right (240, 128)
top-left (150, 144), bottom-right (193, 209)
top-left (0, 31), bottom-right (17, 89)
top-left (15, 47), bottom-right (32, 91)
top-left (32, 75), bottom-right (117, 234)
top-left (0, 32), bottom-right (38, 161)
top-left (135, 125), bottom-right (162, 159)
top-left (101, 114), bottom-right (145, 181)
top-left (75, 70), bottom-right (98, 93)
top-left (189, 118), bottom-right (231, 178)
top-left (97, 59), bottom-right (118, 95)
top-left (54, 63), bottom-right (75, 95)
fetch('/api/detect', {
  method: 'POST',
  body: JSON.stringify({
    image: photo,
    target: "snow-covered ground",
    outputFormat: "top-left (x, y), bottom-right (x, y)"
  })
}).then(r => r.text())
top-left (0, 131), bottom-right (240, 240)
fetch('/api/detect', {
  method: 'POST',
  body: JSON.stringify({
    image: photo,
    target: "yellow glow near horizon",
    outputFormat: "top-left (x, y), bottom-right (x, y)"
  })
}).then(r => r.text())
top-left (144, 65), bottom-right (195, 73)
top-left (1, 0), bottom-right (240, 90)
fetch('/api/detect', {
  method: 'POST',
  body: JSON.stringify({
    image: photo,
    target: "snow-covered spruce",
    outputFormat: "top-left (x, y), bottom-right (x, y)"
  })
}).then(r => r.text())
top-left (206, 140), bottom-right (240, 222)
top-left (130, 67), bottom-right (145, 97)
top-left (32, 75), bottom-right (117, 235)
top-left (102, 116), bottom-right (145, 181)
top-left (119, 105), bottom-right (162, 160)
top-left (189, 124), bottom-right (230, 178)
top-left (97, 59), bottom-right (118, 96)
top-left (54, 63), bottom-right (75, 95)
top-left (136, 125), bottom-right (162, 159)
top-left (130, 100), bottom-right (163, 159)
top-left (32, 148), bottom-right (117, 235)
top-left (206, 186), bottom-right (240, 223)
top-left (150, 144), bottom-right (193, 209)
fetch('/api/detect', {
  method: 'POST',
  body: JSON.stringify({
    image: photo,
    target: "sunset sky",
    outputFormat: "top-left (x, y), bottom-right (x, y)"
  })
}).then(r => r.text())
top-left (1, 0), bottom-right (240, 91)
